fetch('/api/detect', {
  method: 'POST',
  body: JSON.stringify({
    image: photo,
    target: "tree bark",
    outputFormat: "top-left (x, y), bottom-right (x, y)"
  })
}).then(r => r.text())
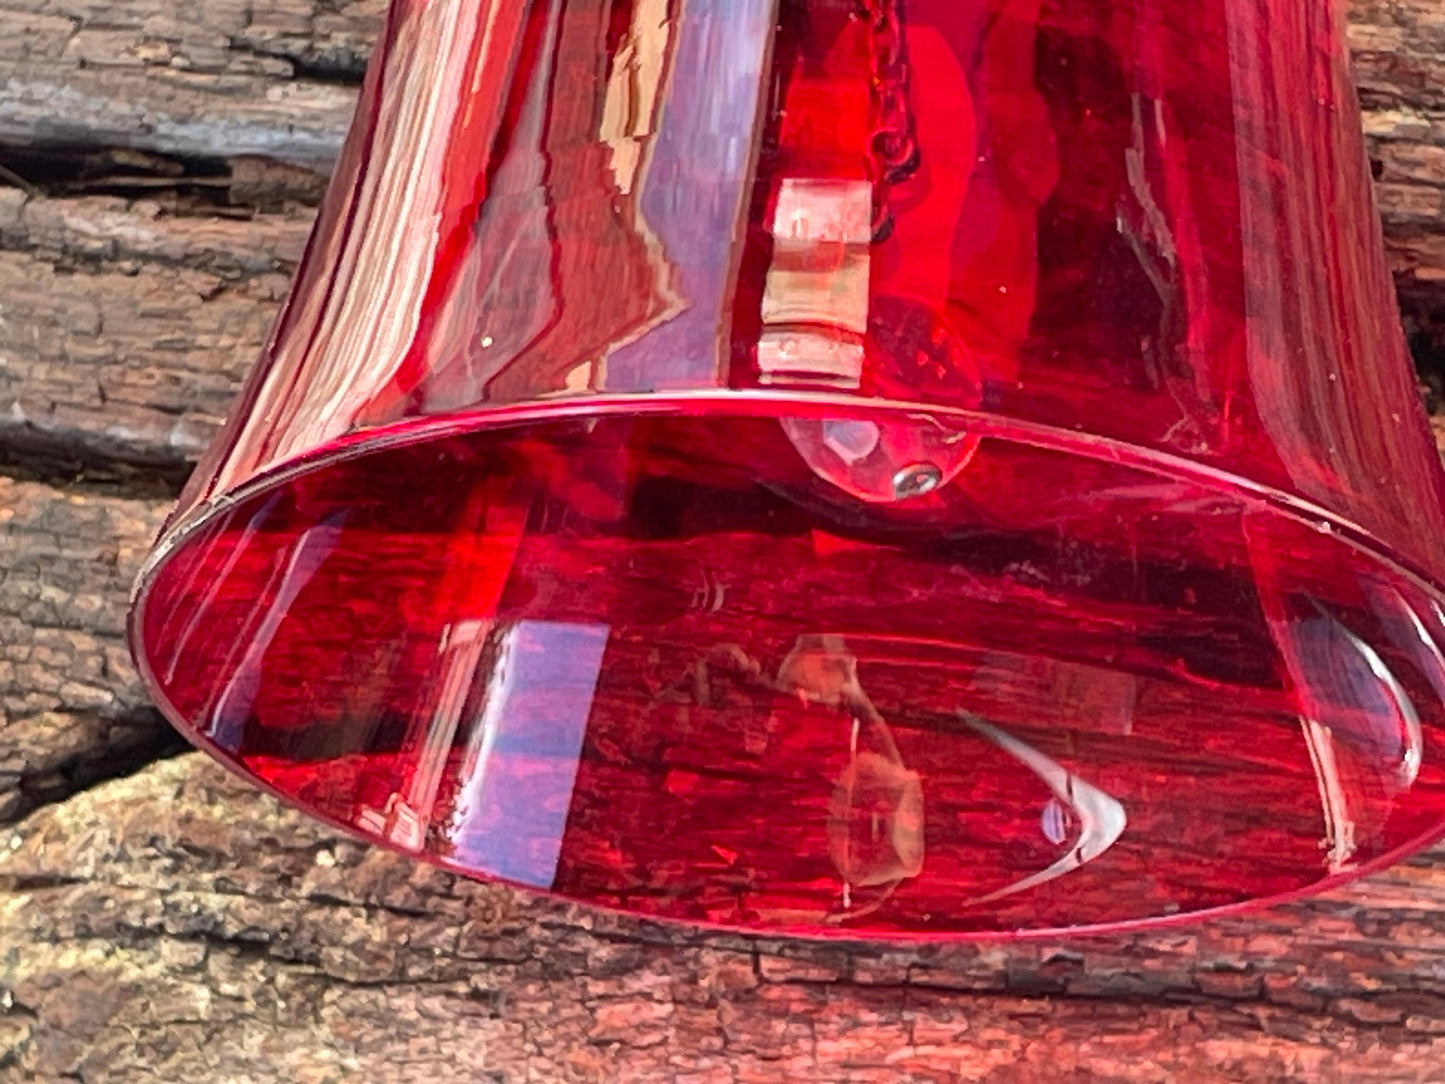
top-left (0, 475), bottom-right (182, 824)
top-left (1349, 2), bottom-right (1445, 312)
top-left (4, 0), bottom-right (1445, 1080)
top-left (8, 754), bottom-right (1445, 1082)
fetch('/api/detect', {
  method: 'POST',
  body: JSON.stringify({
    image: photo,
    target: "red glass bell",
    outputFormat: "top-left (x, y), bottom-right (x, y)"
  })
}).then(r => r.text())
top-left (130, 0), bottom-right (1445, 939)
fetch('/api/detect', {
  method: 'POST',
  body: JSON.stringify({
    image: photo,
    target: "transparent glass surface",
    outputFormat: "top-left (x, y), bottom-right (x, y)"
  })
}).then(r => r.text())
top-left (131, 0), bottom-right (1445, 937)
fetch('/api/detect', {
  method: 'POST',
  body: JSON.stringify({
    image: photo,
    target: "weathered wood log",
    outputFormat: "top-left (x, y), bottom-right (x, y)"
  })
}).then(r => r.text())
top-left (0, 188), bottom-right (310, 469)
top-left (0, 0), bottom-right (372, 165)
top-left (6, 754), bottom-right (1445, 1082)
top-left (4, 0), bottom-right (1445, 1079)
top-left (1349, 1), bottom-right (1445, 310)
top-left (0, 476), bottom-right (182, 824)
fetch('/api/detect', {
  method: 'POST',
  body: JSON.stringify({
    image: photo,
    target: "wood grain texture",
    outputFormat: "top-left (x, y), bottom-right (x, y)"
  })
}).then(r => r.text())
top-left (0, 0), bottom-right (372, 165)
top-left (2, 0), bottom-right (1445, 1080)
top-left (0, 476), bottom-right (180, 824)
top-left (0, 188), bottom-right (309, 468)
top-left (5, 754), bottom-right (1445, 1083)
top-left (1349, 1), bottom-right (1445, 308)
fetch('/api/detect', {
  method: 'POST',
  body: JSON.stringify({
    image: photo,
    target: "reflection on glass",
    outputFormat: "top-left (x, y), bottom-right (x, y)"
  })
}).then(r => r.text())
top-left (354, 616), bottom-right (493, 852)
top-left (957, 715), bottom-right (1127, 907)
top-left (770, 635), bottom-right (925, 920)
top-left (1294, 603), bottom-right (1423, 792)
top-left (758, 178), bottom-right (873, 390)
top-left (437, 621), bottom-right (608, 887)
top-left (206, 514), bottom-right (347, 755)
top-left (1301, 715), bottom-right (1357, 872)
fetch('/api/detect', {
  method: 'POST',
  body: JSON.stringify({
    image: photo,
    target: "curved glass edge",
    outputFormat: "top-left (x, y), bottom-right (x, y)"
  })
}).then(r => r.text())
top-left (128, 391), bottom-right (1445, 941)
top-left (138, 391), bottom-right (1445, 602)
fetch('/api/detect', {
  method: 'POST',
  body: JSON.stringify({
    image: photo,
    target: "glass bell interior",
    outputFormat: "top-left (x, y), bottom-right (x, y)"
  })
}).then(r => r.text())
top-left (131, 0), bottom-right (1445, 937)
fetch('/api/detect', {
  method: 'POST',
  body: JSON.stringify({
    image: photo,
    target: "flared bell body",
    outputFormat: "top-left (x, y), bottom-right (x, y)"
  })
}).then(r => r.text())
top-left (131, 0), bottom-right (1445, 938)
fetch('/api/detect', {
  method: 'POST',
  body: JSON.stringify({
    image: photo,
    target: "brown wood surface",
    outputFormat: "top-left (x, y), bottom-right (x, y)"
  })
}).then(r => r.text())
top-left (4, 1), bottom-right (1445, 1080)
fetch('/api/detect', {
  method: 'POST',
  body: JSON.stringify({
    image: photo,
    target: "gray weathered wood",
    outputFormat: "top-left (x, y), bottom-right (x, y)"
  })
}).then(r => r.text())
top-left (0, 0), bottom-right (374, 165)
top-left (0, 189), bottom-right (310, 467)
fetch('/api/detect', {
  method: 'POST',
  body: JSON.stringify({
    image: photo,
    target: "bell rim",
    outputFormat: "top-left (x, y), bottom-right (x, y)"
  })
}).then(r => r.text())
top-left (127, 389), bottom-right (1445, 940)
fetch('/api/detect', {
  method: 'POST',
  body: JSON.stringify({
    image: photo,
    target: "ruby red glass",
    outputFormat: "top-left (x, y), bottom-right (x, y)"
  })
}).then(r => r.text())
top-left (130, 0), bottom-right (1445, 938)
